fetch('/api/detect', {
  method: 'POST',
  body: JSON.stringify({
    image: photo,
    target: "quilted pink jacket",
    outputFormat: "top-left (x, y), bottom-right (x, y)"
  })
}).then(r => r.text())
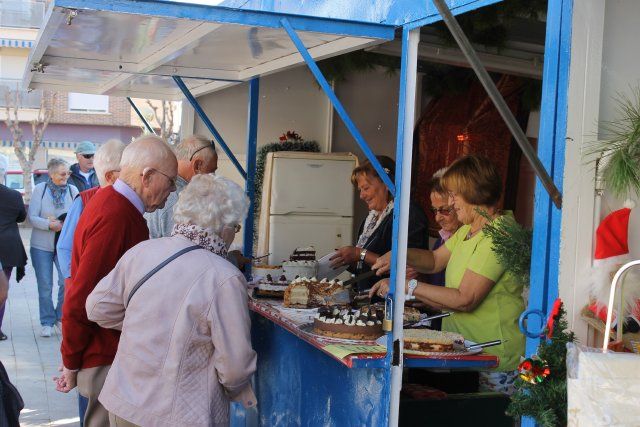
top-left (86, 235), bottom-right (257, 427)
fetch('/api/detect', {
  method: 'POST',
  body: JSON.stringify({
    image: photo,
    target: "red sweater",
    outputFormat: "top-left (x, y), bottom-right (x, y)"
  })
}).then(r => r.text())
top-left (61, 185), bottom-right (149, 370)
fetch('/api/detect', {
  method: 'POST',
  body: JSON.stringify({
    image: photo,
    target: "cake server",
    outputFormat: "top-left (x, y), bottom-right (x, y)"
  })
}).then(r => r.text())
top-left (251, 253), bottom-right (271, 261)
top-left (342, 270), bottom-right (377, 288)
top-left (465, 339), bottom-right (507, 351)
top-left (405, 312), bottom-right (452, 328)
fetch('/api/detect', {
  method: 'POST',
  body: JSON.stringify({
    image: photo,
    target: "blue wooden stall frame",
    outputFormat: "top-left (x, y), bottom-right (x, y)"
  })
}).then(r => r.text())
top-left (41, 0), bottom-right (572, 424)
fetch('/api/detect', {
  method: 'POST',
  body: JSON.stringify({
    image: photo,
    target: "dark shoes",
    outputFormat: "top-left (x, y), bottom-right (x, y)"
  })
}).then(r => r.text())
top-left (0, 331), bottom-right (7, 341)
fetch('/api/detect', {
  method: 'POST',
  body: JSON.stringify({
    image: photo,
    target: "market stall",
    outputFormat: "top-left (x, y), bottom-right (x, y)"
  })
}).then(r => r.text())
top-left (23, 0), bottom-right (572, 425)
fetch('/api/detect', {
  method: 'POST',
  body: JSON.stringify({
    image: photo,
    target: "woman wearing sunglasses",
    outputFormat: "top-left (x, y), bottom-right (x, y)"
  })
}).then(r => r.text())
top-left (371, 155), bottom-right (525, 395)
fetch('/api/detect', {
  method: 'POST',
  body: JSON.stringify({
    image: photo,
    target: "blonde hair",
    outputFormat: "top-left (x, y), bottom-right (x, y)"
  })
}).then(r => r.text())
top-left (441, 155), bottom-right (502, 206)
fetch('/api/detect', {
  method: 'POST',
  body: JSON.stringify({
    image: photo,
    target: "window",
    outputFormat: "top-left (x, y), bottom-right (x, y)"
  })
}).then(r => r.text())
top-left (68, 93), bottom-right (109, 113)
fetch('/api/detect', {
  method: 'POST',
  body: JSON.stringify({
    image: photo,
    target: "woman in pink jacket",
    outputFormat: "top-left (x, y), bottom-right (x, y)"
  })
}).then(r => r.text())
top-left (86, 174), bottom-right (256, 427)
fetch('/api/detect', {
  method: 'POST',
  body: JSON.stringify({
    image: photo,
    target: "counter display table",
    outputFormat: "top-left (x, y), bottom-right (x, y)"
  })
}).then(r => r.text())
top-left (247, 298), bottom-right (499, 425)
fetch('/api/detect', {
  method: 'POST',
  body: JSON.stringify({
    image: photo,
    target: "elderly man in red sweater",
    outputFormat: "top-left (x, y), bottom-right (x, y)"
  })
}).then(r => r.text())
top-left (55, 134), bottom-right (178, 427)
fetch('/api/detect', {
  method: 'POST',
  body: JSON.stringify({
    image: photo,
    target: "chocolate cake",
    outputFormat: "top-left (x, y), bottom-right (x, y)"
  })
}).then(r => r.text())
top-left (313, 305), bottom-right (384, 340)
top-left (283, 277), bottom-right (349, 308)
top-left (403, 329), bottom-right (464, 352)
top-left (289, 246), bottom-right (316, 261)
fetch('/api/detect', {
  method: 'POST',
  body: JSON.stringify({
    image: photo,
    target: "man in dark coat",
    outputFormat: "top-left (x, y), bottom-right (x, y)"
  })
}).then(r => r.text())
top-left (68, 141), bottom-right (99, 192)
top-left (0, 157), bottom-right (28, 340)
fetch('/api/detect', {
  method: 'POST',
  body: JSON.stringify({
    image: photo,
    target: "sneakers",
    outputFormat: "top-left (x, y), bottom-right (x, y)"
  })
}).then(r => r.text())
top-left (40, 325), bottom-right (52, 337)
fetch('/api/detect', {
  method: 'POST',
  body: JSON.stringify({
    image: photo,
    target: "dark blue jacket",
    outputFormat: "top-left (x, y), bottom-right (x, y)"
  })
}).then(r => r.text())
top-left (69, 163), bottom-right (99, 192)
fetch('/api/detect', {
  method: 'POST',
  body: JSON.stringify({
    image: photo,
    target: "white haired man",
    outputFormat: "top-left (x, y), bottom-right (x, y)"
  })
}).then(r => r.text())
top-left (55, 135), bottom-right (177, 427)
top-left (145, 134), bottom-right (218, 238)
top-left (57, 139), bottom-right (126, 280)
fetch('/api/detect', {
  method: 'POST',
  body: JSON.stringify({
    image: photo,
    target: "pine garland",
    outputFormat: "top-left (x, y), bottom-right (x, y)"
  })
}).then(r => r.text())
top-left (252, 137), bottom-right (320, 248)
top-left (586, 86), bottom-right (640, 198)
top-left (480, 211), bottom-right (533, 286)
top-left (507, 305), bottom-right (576, 427)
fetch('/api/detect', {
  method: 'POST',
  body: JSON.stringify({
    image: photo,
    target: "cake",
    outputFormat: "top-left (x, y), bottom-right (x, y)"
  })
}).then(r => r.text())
top-left (403, 329), bottom-right (464, 352)
top-left (404, 306), bottom-right (421, 323)
top-left (252, 264), bottom-right (283, 281)
top-left (254, 274), bottom-right (289, 298)
top-left (282, 246), bottom-right (318, 278)
top-left (283, 277), bottom-right (350, 308)
top-left (290, 246), bottom-right (316, 260)
top-left (313, 305), bottom-right (384, 340)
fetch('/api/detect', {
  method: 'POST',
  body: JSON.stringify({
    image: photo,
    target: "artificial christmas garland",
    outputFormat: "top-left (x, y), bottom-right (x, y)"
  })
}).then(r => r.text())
top-left (507, 300), bottom-right (576, 427)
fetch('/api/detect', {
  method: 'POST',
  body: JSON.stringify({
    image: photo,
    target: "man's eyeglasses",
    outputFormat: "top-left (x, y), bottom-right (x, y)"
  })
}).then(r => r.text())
top-left (430, 206), bottom-right (455, 216)
top-left (189, 140), bottom-right (217, 162)
top-left (81, 154), bottom-right (94, 159)
top-left (143, 168), bottom-right (177, 187)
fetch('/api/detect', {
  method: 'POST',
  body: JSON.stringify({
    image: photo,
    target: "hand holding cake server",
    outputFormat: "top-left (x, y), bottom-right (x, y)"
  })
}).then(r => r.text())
top-left (369, 155), bottom-right (526, 395)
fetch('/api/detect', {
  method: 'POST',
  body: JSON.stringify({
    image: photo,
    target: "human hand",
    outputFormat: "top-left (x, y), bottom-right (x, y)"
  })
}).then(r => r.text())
top-left (406, 266), bottom-right (418, 280)
top-left (53, 366), bottom-right (77, 393)
top-left (49, 219), bottom-right (62, 232)
top-left (329, 246), bottom-right (359, 269)
top-left (372, 251), bottom-right (391, 275)
top-left (369, 278), bottom-right (390, 299)
top-left (228, 250), bottom-right (252, 267)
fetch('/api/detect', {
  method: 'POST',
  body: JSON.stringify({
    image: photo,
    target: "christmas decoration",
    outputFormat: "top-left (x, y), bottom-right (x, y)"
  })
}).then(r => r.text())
top-left (508, 299), bottom-right (576, 427)
top-left (587, 86), bottom-right (640, 198)
top-left (517, 355), bottom-right (550, 384)
top-left (587, 206), bottom-right (640, 327)
top-left (479, 210), bottom-right (533, 286)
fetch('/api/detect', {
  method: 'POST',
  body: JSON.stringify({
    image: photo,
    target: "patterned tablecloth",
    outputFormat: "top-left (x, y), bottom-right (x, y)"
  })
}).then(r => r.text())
top-left (249, 298), bottom-right (499, 369)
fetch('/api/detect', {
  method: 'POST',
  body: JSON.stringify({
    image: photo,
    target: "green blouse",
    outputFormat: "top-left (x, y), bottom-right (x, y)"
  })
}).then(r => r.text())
top-left (442, 214), bottom-right (525, 371)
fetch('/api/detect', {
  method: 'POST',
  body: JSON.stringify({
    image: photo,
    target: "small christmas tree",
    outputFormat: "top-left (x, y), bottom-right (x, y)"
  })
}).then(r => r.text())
top-left (507, 300), bottom-right (576, 427)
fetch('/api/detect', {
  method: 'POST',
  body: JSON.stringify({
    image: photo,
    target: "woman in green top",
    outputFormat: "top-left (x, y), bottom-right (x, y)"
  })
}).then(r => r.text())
top-left (370, 155), bottom-right (525, 394)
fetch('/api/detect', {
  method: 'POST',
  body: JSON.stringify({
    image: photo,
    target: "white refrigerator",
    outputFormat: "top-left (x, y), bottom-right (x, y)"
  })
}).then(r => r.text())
top-left (257, 151), bottom-right (358, 265)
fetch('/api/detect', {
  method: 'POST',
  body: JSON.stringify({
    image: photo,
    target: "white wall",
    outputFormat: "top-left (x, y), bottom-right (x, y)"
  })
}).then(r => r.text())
top-left (331, 66), bottom-right (421, 228)
top-left (560, 0), bottom-right (640, 342)
top-left (191, 66), bottom-right (332, 186)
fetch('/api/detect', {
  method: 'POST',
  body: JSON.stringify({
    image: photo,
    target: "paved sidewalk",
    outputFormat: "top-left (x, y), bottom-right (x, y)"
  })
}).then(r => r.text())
top-left (0, 228), bottom-right (79, 426)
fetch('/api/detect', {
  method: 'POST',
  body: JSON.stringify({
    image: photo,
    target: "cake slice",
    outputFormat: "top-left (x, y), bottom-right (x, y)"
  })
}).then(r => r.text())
top-left (403, 329), bottom-right (464, 353)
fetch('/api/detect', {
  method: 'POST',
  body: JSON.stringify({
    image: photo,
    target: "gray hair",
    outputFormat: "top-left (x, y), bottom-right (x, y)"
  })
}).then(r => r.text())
top-left (173, 134), bottom-right (216, 162)
top-left (94, 139), bottom-right (126, 186)
top-left (47, 158), bottom-right (69, 174)
top-left (0, 154), bottom-right (7, 181)
top-left (173, 174), bottom-right (248, 236)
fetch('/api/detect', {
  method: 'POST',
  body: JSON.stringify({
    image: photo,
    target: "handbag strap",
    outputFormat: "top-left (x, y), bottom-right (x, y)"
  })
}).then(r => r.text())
top-left (125, 245), bottom-right (201, 308)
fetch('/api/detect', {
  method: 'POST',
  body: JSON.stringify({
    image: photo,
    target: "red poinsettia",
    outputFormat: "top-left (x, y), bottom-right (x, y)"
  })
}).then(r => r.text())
top-left (279, 130), bottom-right (303, 143)
top-left (545, 298), bottom-right (563, 339)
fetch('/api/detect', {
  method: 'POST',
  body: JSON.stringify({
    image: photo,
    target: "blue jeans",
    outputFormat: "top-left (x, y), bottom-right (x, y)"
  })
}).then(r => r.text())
top-left (30, 247), bottom-right (64, 327)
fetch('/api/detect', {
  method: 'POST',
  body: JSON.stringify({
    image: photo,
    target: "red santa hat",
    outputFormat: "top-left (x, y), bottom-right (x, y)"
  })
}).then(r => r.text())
top-left (588, 207), bottom-right (640, 325)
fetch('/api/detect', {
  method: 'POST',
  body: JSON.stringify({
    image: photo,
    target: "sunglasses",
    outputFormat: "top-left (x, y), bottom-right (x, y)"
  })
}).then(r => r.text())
top-left (430, 205), bottom-right (455, 216)
top-left (81, 154), bottom-right (94, 159)
top-left (189, 140), bottom-right (217, 162)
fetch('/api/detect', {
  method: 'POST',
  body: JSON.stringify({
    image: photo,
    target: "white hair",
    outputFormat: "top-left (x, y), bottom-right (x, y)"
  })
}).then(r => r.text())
top-left (47, 158), bottom-right (69, 174)
top-left (0, 154), bottom-right (7, 181)
top-left (119, 135), bottom-right (173, 171)
top-left (94, 139), bottom-right (126, 186)
top-left (173, 134), bottom-right (216, 162)
top-left (173, 174), bottom-right (249, 236)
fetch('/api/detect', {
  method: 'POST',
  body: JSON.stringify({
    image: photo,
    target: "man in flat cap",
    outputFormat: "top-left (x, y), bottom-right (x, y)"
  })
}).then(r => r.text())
top-left (69, 141), bottom-right (99, 192)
